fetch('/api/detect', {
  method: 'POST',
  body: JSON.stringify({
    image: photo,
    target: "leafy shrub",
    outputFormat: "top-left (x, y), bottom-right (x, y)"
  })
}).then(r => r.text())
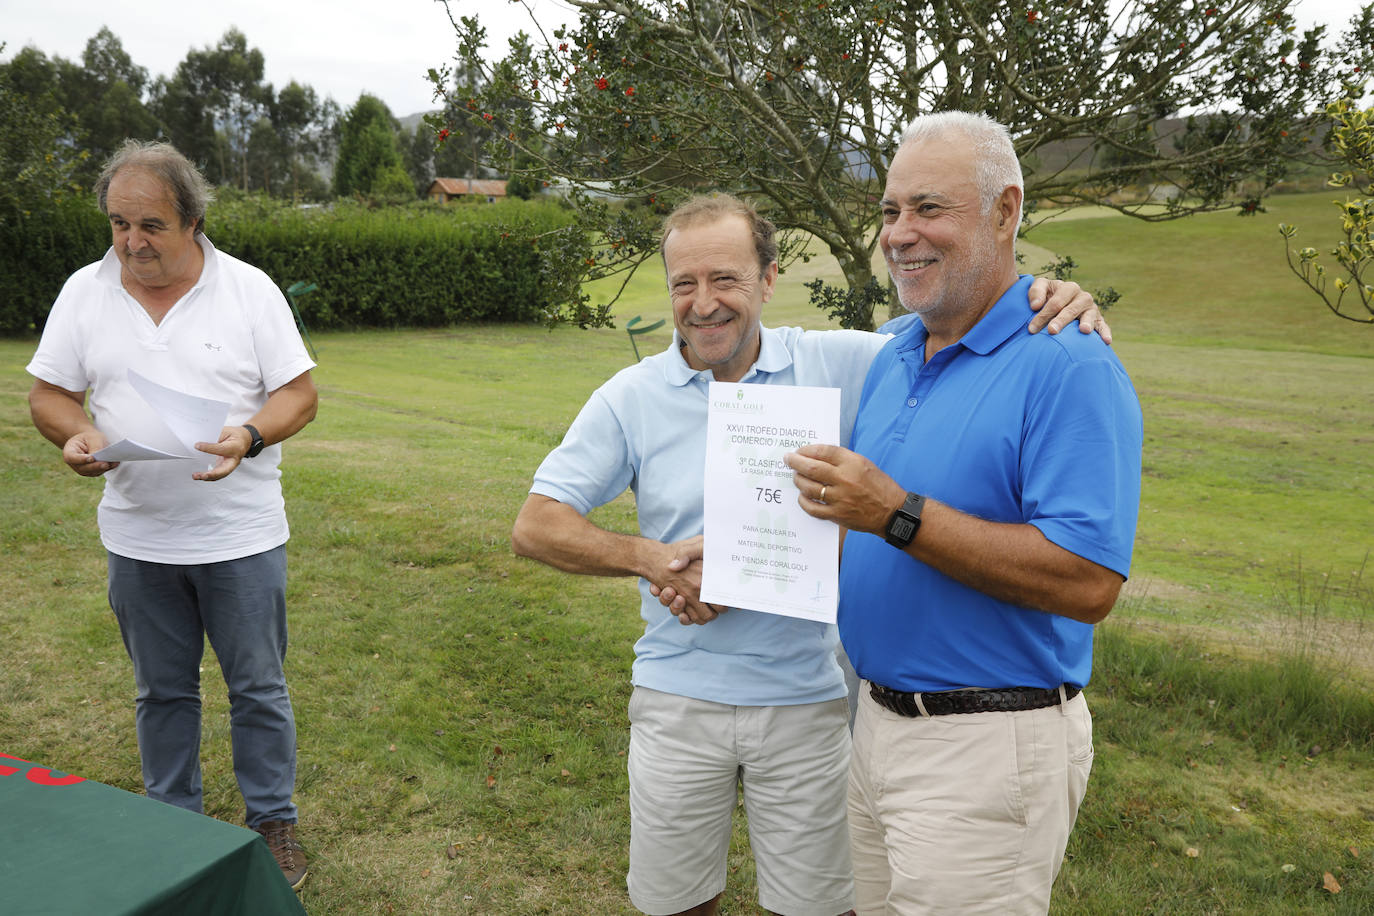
top-left (209, 198), bottom-right (575, 329)
top-left (1, 194), bottom-right (575, 335)
top-left (0, 196), bottom-right (109, 334)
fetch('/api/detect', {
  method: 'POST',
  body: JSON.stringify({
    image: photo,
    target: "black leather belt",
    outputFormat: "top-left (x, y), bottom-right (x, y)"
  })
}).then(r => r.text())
top-left (869, 682), bottom-right (1081, 718)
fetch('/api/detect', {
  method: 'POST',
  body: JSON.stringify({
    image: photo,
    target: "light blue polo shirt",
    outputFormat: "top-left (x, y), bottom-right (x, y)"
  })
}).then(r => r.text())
top-left (531, 324), bottom-right (887, 706)
top-left (839, 276), bottom-right (1143, 693)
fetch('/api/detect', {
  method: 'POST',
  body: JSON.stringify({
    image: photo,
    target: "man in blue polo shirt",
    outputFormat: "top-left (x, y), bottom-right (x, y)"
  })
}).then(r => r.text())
top-left (512, 192), bottom-right (1105, 916)
top-left (788, 112), bottom-right (1143, 915)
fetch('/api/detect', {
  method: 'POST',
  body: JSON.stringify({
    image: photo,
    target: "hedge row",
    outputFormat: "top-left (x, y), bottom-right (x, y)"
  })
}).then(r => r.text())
top-left (2, 197), bottom-right (112, 335)
top-left (0, 196), bottom-right (576, 335)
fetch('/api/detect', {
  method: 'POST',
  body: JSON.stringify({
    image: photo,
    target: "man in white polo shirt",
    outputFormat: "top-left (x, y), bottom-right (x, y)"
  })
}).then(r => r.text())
top-left (26, 140), bottom-right (317, 891)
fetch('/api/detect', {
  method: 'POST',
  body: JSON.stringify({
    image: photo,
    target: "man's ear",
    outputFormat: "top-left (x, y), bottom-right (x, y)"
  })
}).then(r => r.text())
top-left (760, 260), bottom-right (779, 302)
top-left (995, 185), bottom-right (1022, 239)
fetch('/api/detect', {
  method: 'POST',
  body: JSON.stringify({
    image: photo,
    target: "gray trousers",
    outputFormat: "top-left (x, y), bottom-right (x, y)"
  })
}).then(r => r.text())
top-left (107, 545), bottom-right (298, 827)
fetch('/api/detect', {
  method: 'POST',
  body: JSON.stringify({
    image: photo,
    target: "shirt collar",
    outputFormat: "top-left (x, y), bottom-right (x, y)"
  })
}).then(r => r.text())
top-left (662, 323), bottom-right (792, 387)
top-left (194, 233), bottom-right (219, 289)
top-left (893, 274), bottom-right (1034, 359)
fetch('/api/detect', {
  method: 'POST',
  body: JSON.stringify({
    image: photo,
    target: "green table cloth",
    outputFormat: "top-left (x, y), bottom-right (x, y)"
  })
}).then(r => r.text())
top-left (0, 752), bottom-right (306, 916)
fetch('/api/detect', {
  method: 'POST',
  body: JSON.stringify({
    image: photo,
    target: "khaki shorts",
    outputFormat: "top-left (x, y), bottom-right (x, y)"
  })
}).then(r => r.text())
top-left (849, 684), bottom-right (1094, 915)
top-left (626, 687), bottom-right (854, 916)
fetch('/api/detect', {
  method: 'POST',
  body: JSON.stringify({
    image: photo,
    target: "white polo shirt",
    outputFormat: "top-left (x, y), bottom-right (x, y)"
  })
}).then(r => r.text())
top-left (27, 235), bottom-right (316, 565)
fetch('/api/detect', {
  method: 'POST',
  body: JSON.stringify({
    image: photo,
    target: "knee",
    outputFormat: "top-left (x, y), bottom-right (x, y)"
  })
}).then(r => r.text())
top-left (134, 666), bottom-right (202, 703)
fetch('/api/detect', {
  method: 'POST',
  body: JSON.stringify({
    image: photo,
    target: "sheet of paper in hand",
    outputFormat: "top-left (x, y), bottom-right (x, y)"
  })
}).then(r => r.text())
top-left (700, 381), bottom-right (840, 623)
top-left (92, 370), bottom-right (230, 469)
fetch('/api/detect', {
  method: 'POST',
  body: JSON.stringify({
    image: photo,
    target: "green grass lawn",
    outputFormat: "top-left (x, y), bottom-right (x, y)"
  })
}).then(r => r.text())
top-left (1, 190), bottom-right (1371, 913)
top-left (1028, 193), bottom-right (1373, 632)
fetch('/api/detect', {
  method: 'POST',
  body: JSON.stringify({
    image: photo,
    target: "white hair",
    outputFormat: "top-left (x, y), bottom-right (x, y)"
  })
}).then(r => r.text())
top-left (897, 112), bottom-right (1023, 221)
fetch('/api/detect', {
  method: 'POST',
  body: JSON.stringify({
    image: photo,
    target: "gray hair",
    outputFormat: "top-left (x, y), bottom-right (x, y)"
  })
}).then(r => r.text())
top-left (95, 139), bottom-right (214, 233)
top-left (898, 112), bottom-right (1023, 221)
top-left (660, 192), bottom-right (778, 277)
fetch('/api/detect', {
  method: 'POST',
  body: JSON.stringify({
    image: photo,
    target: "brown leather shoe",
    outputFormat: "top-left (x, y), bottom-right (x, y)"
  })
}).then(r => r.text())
top-left (254, 819), bottom-right (308, 891)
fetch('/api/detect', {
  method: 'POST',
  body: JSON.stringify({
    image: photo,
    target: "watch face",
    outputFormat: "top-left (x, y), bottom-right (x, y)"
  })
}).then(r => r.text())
top-left (889, 516), bottom-right (916, 542)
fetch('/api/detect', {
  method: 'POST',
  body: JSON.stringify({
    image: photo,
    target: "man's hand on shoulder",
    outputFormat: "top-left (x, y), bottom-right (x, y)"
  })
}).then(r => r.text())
top-left (62, 430), bottom-right (117, 477)
top-left (193, 426), bottom-right (253, 482)
top-left (1026, 277), bottom-right (1113, 344)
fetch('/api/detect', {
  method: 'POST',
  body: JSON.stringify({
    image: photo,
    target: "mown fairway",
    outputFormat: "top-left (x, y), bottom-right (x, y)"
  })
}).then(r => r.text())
top-left (1, 190), bottom-right (1370, 913)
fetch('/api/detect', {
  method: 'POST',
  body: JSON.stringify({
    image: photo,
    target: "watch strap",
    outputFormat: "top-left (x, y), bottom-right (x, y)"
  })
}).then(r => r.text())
top-left (243, 424), bottom-right (265, 458)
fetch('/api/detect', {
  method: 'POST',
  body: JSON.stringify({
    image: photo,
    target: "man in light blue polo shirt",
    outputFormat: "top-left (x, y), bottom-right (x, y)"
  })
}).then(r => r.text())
top-left (511, 192), bottom-right (1103, 916)
top-left (788, 113), bottom-right (1142, 915)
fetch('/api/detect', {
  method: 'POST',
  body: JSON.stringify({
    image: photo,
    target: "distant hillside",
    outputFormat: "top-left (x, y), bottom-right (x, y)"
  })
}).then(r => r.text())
top-left (398, 110), bottom-right (435, 134)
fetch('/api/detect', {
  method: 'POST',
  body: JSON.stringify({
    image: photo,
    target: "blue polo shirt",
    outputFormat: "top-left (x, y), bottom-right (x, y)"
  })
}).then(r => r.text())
top-left (838, 276), bottom-right (1143, 693)
top-left (531, 324), bottom-right (887, 706)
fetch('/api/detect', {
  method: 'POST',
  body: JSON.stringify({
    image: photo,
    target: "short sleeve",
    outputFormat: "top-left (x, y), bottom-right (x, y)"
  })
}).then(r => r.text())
top-left (530, 389), bottom-right (636, 515)
top-left (26, 275), bottom-right (93, 393)
top-left (1023, 354), bottom-right (1143, 577)
top-left (250, 277), bottom-right (315, 391)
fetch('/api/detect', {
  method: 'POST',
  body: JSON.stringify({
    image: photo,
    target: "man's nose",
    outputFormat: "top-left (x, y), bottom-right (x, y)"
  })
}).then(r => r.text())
top-left (884, 211), bottom-right (921, 249)
top-left (690, 283), bottom-right (716, 314)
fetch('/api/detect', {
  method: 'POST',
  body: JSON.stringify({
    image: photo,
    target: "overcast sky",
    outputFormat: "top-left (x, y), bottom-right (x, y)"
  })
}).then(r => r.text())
top-left (1, 0), bottom-right (1364, 120)
top-left (0, 0), bottom-right (576, 118)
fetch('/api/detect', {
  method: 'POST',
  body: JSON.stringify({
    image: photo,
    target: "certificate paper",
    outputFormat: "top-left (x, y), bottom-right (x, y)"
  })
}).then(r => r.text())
top-left (700, 382), bottom-right (841, 623)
